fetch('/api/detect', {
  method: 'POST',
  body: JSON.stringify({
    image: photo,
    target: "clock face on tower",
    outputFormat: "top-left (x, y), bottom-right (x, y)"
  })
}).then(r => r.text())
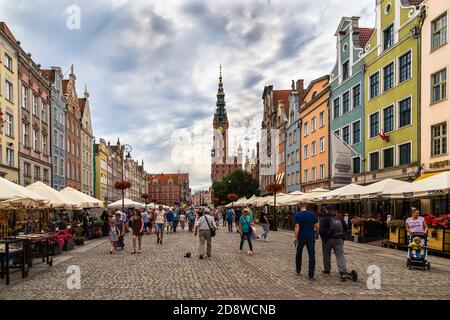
top-left (218, 126), bottom-right (224, 134)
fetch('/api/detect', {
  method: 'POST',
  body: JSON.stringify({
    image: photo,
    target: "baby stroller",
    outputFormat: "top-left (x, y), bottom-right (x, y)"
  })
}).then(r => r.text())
top-left (407, 232), bottom-right (431, 271)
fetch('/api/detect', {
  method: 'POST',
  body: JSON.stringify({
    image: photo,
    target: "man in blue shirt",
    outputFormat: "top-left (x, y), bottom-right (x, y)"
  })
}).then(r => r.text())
top-left (294, 202), bottom-right (319, 280)
top-left (226, 208), bottom-right (235, 232)
top-left (166, 209), bottom-right (174, 234)
top-left (172, 207), bottom-right (179, 233)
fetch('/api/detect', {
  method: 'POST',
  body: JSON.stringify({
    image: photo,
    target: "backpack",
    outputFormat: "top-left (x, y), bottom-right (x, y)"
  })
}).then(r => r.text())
top-left (328, 215), bottom-right (344, 239)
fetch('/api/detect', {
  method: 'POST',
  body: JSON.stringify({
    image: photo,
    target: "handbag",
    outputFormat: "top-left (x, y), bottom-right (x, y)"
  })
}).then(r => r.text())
top-left (204, 215), bottom-right (216, 237)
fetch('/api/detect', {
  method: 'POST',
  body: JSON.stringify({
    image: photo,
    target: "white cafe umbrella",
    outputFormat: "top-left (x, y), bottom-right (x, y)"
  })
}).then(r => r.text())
top-left (107, 198), bottom-right (144, 209)
top-left (389, 171), bottom-right (450, 199)
top-left (316, 184), bottom-right (366, 202)
top-left (26, 181), bottom-right (82, 210)
top-left (0, 177), bottom-right (49, 208)
top-left (60, 187), bottom-right (104, 209)
top-left (360, 179), bottom-right (410, 199)
top-left (267, 193), bottom-right (292, 206)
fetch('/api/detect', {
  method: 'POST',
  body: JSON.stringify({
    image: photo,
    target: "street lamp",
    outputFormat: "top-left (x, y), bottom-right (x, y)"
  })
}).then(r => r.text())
top-left (113, 144), bottom-right (132, 212)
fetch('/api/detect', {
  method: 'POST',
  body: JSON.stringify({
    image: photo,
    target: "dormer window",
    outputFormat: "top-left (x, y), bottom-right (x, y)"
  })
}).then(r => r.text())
top-left (383, 24), bottom-right (394, 51)
top-left (342, 61), bottom-right (350, 80)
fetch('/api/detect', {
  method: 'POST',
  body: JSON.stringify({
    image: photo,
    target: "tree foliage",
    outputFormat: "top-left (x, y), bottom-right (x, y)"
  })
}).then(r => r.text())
top-left (212, 169), bottom-right (259, 204)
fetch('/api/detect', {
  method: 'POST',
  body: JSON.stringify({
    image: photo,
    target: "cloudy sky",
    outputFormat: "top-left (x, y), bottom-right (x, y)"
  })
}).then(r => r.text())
top-left (1, 0), bottom-right (375, 190)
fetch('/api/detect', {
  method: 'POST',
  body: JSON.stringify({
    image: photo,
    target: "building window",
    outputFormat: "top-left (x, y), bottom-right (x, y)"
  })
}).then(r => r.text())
top-left (369, 152), bottom-right (380, 171)
top-left (43, 169), bottom-right (49, 182)
top-left (54, 156), bottom-right (58, 175)
top-left (369, 112), bottom-right (379, 138)
top-left (370, 72), bottom-right (380, 99)
top-left (383, 105), bottom-right (394, 133)
top-left (383, 147), bottom-right (394, 168)
top-left (42, 134), bottom-right (47, 155)
top-left (320, 137), bottom-right (325, 152)
top-left (304, 169), bottom-right (309, 183)
top-left (24, 163), bottom-right (31, 177)
top-left (342, 61), bottom-right (350, 80)
top-left (432, 122), bottom-right (447, 156)
top-left (42, 103), bottom-right (47, 123)
top-left (21, 86), bottom-right (28, 109)
top-left (383, 62), bottom-right (394, 92)
top-left (343, 91), bottom-right (350, 114)
top-left (352, 121), bottom-right (361, 145)
top-left (33, 94), bottom-right (38, 116)
top-left (352, 84), bottom-right (361, 109)
top-left (399, 97), bottom-right (412, 128)
top-left (342, 126), bottom-right (350, 145)
top-left (311, 117), bottom-right (316, 132)
top-left (353, 157), bottom-right (361, 174)
top-left (320, 164), bottom-right (325, 179)
top-left (311, 167), bottom-right (317, 181)
top-left (5, 80), bottom-right (13, 102)
top-left (6, 148), bottom-right (14, 167)
top-left (319, 111), bottom-right (325, 127)
top-left (399, 142), bottom-right (412, 165)
top-left (304, 145), bottom-right (309, 159)
top-left (5, 113), bottom-right (13, 137)
top-left (432, 68), bottom-right (447, 104)
top-left (304, 122), bottom-right (309, 137)
top-left (35, 166), bottom-right (41, 180)
top-left (399, 51), bottom-right (412, 83)
top-left (22, 123), bottom-right (29, 147)
top-left (33, 129), bottom-right (39, 151)
top-left (333, 98), bottom-right (340, 119)
top-left (4, 53), bottom-right (13, 70)
top-left (311, 141), bottom-right (316, 156)
top-left (60, 159), bottom-right (64, 176)
top-left (432, 12), bottom-right (448, 50)
top-left (383, 24), bottom-right (394, 51)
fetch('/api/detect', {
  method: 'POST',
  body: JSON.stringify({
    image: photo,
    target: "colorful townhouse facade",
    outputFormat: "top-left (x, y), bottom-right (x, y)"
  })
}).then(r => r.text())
top-left (259, 86), bottom-right (290, 193)
top-left (148, 173), bottom-right (191, 207)
top-left (79, 87), bottom-right (94, 195)
top-left (18, 47), bottom-right (52, 187)
top-left (42, 67), bottom-right (66, 190)
top-left (363, 0), bottom-right (424, 183)
top-left (420, 0), bottom-right (448, 212)
top-left (329, 17), bottom-right (374, 188)
top-left (300, 75), bottom-right (331, 192)
top-left (0, 22), bottom-right (20, 183)
top-left (285, 80), bottom-right (304, 193)
top-left (63, 66), bottom-right (82, 190)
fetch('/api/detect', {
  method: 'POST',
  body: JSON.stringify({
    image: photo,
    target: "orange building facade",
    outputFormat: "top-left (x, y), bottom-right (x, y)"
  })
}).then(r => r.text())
top-left (299, 75), bottom-right (331, 192)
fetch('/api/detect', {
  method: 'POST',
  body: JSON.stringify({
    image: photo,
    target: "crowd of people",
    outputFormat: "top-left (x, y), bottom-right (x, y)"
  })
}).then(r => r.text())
top-left (99, 201), bottom-right (427, 282)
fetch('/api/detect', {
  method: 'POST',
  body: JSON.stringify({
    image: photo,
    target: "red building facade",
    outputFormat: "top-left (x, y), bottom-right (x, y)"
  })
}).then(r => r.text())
top-left (147, 173), bottom-right (190, 207)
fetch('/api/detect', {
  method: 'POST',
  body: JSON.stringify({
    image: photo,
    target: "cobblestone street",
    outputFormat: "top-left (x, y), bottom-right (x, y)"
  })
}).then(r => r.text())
top-left (1, 226), bottom-right (450, 300)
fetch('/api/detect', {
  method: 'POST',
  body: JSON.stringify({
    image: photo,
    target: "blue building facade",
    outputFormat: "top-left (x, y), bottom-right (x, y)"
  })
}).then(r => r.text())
top-left (285, 80), bottom-right (304, 193)
top-left (44, 67), bottom-right (66, 190)
top-left (329, 17), bottom-right (373, 189)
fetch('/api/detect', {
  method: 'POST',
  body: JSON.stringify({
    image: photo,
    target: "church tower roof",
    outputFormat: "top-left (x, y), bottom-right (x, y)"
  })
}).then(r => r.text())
top-left (213, 65), bottom-right (228, 125)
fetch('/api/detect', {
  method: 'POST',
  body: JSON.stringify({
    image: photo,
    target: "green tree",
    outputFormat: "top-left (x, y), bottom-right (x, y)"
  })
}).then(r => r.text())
top-left (212, 169), bottom-right (259, 204)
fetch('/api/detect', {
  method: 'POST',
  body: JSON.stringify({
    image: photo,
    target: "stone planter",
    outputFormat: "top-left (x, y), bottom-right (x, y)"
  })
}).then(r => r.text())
top-left (427, 228), bottom-right (450, 252)
top-left (63, 239), bottom-right (75, 251)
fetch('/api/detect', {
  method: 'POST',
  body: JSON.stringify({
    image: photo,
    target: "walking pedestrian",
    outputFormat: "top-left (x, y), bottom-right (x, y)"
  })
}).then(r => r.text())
top-left (294, 202), bottom-right (319, 280)
top-left (115, 212), bottom-right (125, 250)
top-left (108, 215), bottom-right (119, 254)
top-left (180, 211), bottom-right (186, 230)
top-left (406, 208), bottom-right (428, 236)
top-left (319, 205), bottom-right (349, 280)
top-left (222, 209), bottom-right (227, 227)
top-left (166, 209), bottom-right (174, 234)
top-left (194, 209), bottom-right (217, 259)
top-left (226, 208), bottom-right (235, 232)
top-left (239, 209), bottom-right (253, 256)
top-left (213, 208), bottom-right (220, 229)
top-left (235, 208), bottom-right (242, 233)
top-left (154, 205), bottom-right (166, 244)
top-left (172, 207), bottom-right (179, 233)
top-left (101, 210), bottom-right (109, 236)
top-left (257, 208), bottom-right (270, 241)
top-left (142, 209), bottom-right (149, 235)
top-left (148, 209), bottom-right (155, 234)
top-left (131, 209), bottom-right (144, 254)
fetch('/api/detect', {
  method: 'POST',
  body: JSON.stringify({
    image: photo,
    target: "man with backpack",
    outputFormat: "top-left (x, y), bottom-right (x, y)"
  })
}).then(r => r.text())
top-left (319, 205), bottom-right (349, 280)
top-left (294, 202), bottom-right (319, 280)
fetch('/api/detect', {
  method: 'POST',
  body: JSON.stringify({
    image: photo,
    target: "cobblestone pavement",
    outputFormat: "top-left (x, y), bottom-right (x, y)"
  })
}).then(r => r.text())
top-left (1, 225), bottom-right (450, 300)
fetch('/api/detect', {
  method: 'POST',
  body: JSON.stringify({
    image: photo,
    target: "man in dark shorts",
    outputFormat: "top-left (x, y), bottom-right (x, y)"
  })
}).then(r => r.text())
top-left (294, 202), bottom-right (319, 280)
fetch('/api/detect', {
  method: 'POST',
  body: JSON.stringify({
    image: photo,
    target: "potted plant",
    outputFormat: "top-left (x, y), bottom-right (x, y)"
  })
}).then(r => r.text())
top-left (388, 220), bottom-right (406, 244)
top-left (73, 228), bottom-right (85, 246)
top-left (426, 214), bottom-right (450, 252)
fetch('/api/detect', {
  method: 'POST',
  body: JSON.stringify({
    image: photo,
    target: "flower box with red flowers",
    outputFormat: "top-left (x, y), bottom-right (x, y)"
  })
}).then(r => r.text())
top-left (423, 214), bottom-right (450, 252)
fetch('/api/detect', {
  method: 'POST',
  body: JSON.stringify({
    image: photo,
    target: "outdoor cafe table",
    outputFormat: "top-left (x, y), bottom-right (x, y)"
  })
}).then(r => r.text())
top-left (16, 233), bottom-right (54, 267)
top-left (0, 238), bottom-right (28, 285)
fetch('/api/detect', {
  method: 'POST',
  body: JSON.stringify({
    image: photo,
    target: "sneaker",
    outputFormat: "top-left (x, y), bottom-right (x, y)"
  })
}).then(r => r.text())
top-left (157, 237), bottom-right (160, 244)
